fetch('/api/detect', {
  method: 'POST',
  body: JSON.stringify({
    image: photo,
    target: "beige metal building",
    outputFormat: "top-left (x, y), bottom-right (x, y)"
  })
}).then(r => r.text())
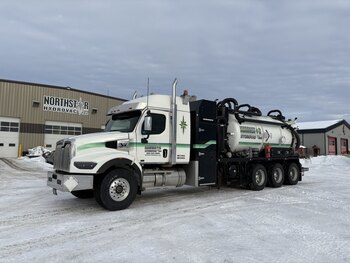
top-left (0, 79), bottom-right (125, 157)
top-left (297, 119), bottom-right (350, 156)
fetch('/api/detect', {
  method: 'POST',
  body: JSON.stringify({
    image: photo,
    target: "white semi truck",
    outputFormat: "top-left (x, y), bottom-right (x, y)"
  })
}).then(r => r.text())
top-left (47, 80), bottom-right (307, 210)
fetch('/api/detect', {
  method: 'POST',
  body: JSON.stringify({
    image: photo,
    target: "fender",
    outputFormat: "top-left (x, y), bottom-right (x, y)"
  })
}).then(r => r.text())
top-left (96, 158), bottom-right (142, 188)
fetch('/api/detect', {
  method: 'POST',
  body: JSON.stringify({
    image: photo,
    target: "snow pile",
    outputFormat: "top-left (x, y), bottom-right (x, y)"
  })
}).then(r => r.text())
top-left (303, 155), bottom-right (350, 166)
top-left (26, 146), bottom-right (51, 157)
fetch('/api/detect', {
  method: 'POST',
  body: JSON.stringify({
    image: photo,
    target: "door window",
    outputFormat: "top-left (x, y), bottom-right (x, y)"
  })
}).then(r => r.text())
top-left (142, 113), bottom-right (166, 135)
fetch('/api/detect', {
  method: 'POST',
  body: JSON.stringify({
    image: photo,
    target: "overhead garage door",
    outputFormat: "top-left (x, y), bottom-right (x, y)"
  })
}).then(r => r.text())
top-left (0, 117), bottom-right (20, 158)
top-left (44, 121), bottom-right (82, 150)
top-left (328, 136), bottom-right (337, 155)
top-left (341, 138), bottom-right (348, 155)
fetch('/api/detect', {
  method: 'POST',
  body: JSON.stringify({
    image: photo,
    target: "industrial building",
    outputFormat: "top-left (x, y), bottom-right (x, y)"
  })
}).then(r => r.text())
top-left (0, 79), bottom-right (125, 157)
top-left (297, 119), bottom-right (350, 156)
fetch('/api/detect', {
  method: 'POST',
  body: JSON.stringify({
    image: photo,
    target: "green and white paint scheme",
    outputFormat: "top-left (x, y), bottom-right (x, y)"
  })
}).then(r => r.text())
top-left (60, 94), bottom-right (193, 174)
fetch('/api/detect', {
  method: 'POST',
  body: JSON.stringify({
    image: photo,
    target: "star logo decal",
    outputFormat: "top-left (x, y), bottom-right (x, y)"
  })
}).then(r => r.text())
top-left (179, 116), bottom-right (188, 134)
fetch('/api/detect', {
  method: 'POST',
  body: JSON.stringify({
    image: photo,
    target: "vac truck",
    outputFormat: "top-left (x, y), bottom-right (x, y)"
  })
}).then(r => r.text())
top-left (47, 79), bottom-right (307, 211)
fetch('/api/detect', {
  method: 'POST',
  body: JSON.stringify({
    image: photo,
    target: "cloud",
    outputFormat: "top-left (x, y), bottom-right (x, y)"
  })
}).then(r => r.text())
top-left (0, 0), bottom-right (350, 122)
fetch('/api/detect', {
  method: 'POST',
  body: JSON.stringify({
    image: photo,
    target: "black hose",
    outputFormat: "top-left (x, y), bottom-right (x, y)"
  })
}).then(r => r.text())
top-left (217, 98), bottom-right (238, 112)
top-left (267, 109), bottom-right (285, 121)
top-left (250, 107), bottom-right (262, 116)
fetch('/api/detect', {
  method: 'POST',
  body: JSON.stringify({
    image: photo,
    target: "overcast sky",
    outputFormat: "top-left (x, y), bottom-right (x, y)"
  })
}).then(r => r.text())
top-left (1, 0), bottom-right (350, 122)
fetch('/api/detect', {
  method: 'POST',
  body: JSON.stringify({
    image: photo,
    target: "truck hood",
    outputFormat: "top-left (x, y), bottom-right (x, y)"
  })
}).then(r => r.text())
top-left (65, 131), bottom-right (130, 150)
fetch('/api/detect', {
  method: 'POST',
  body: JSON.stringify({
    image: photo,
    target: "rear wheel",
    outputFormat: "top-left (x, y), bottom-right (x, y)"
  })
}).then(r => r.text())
top-left (94, 168), bottom-right (137, 211)
top-left (285, 163), bottom-right (300, 185)
top-left (71, 190), bottom-right (94, 199)
top-left (268, 163), bottom-right (284, 188)
top-left (250, 164), bottom-right (267, 191)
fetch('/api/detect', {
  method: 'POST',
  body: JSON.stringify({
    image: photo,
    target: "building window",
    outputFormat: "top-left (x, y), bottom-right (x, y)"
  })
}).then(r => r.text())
top-left (0, 122), bottom-right (19, 132)
top-left (44, 125), bottom-right (82, 136)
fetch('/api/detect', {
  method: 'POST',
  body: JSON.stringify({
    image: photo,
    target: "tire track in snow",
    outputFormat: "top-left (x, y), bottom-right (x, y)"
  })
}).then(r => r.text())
top-left (0, 158), bottom-right (29, 171)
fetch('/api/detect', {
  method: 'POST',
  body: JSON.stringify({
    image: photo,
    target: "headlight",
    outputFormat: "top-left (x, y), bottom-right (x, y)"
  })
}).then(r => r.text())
top-left (74, 162), bottom-right (97, 169)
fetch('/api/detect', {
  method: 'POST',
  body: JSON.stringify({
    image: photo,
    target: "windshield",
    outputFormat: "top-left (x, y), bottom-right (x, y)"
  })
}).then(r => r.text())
top-left (105, 110), bottom-right (141, 132)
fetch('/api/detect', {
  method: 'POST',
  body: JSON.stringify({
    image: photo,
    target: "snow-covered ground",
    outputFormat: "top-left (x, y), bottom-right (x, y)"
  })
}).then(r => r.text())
top-left (0, 156), bottom-right (349, 263)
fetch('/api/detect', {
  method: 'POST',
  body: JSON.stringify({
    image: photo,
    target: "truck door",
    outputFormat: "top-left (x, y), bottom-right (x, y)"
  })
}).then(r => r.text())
top-left (136, 110), bottom-right (171, 164)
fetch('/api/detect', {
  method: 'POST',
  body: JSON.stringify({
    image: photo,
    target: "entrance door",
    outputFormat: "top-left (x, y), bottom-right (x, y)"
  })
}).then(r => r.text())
top-left (0, 117), bottom-right (20, 158)
top-left (341, 138), bottom-right (348, 155)
top-left (328, 136), bottom-right (337, 155)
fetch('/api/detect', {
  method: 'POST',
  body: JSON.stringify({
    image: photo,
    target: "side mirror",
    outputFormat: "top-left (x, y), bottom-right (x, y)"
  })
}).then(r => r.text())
top-left (144, 115), bottom-right (152, 132)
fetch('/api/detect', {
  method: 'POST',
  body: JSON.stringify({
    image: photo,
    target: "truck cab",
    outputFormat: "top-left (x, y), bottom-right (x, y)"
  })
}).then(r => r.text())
top-left (48, 81), bottom-right (198, 210)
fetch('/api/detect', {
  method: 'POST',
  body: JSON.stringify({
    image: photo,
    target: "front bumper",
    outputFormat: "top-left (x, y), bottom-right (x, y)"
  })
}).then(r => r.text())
top-left (47, 171), bottom-right (94, 193)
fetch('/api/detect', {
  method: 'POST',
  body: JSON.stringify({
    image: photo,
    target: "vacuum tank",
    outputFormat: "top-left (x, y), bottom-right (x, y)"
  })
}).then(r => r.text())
top-left (227, 114), bottom-right (293, 152)
top-left (217, 98), bottom-right (299, 154)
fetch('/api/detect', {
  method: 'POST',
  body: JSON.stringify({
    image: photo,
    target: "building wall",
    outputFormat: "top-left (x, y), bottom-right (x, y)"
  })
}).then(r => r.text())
top-left (300, 133), bottom-right (326, 155)
top-left (0, 80), bottom-right (124, 153)
top-left (325, 124), bottom-right (350, 155)
top-left (299, 123), bottom-right (350, 156)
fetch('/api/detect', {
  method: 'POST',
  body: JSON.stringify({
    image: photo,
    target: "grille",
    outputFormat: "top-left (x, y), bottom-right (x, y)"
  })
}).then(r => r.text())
top-left (54, 140), bottom-right (72, 172)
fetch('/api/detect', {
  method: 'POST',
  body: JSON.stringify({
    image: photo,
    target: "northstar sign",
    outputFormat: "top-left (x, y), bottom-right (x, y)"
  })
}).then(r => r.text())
top-left (43, 95), bottom-right (89, 115)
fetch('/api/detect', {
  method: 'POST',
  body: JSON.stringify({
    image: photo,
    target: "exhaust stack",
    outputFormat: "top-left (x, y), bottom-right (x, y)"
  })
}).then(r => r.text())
top-left (171, 78), bottom-right (178, 165)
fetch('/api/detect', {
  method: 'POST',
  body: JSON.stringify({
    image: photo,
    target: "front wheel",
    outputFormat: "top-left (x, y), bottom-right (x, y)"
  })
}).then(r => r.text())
top-left (285, 163), bottom-right (300, 185)
top-left (250, 164), bottom-right (267, 191)
top-left (95, 169), bottom-right (137, 211)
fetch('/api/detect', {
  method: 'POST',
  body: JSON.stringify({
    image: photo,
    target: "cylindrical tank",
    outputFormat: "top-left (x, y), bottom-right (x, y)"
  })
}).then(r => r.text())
top-left (142, 168), bottom-right (186, 189)
top-left (226, 114), bottom-right (293, 153)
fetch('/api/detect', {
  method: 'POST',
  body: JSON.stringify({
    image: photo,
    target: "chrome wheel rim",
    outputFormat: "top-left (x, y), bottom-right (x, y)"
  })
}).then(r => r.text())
top-left (289, 167), bottom-right (298, 181)
top-left (109, 178), bottom-right (130, 201)
top-left (255, 169), bottom-right (266, 186)
top-left (273, 167), bottom-right (283, 184)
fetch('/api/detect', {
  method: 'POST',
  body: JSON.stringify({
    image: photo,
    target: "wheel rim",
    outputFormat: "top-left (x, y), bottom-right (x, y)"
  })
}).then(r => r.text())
top-left (109, 178), bottom-right (130, 201)
top-left (255, 169), bottom-right (266, 186)
top-left (273, 167), bottom-right (283, 184)
top-left (289, 166), bottom-right (298, 181)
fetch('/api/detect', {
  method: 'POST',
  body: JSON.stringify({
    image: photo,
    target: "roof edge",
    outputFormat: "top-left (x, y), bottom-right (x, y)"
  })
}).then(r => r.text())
top-left (297, 119), bottom-right (350, 133)
top-left (0, 78), bottom-right (127, 102)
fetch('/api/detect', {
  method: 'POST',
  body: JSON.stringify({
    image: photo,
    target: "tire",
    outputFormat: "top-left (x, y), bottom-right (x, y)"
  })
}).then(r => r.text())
top-left (285, 163), bottom-right (300, 185)
top-left (267, 163), bottom-right (285, 188)
top-left (71, 190), bottom-right (94, 199)
top-left (94, 168), bottom-right (137, 211)
top-left (250, 164), bottom-right (267, 191)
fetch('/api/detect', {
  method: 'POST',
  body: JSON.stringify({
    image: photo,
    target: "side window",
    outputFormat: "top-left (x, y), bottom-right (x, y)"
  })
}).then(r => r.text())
top-left (142, 113), bottom-right (166, 135)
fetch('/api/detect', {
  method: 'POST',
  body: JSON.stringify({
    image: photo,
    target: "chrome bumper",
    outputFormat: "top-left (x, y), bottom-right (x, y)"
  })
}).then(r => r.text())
top-left (47, 171), bottom-right (93, 193)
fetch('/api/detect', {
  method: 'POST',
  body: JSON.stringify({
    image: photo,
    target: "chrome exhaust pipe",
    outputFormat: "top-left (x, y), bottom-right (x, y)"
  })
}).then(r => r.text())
top-left (171, 78), bottom-right (177, 165)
